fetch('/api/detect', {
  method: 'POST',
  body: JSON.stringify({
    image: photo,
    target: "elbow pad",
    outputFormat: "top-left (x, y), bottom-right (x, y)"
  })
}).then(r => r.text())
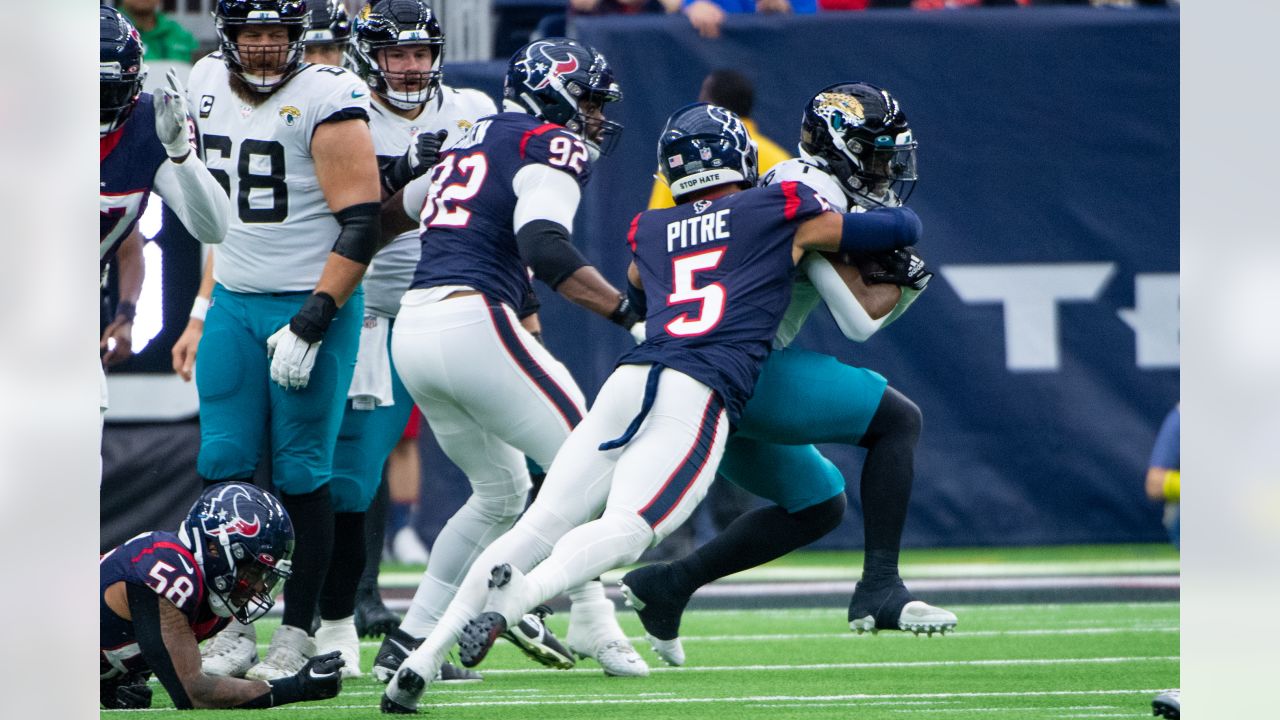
top-left (516, 219), bottom-right (589, 289)
top-left (332, 202), bottom-right (382, 265)
top-left (838, 207), bottom-right (921, 255)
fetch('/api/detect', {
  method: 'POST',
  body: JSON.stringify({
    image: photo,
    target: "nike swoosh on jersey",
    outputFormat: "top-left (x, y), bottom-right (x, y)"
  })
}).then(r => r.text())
top-left (177, 554), bottom-right (195, 574)
top-left (351, 91), bottom-right (366, 98)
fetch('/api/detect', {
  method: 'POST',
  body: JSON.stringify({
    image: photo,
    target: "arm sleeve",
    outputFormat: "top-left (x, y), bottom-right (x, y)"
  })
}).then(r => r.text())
top-left (800, 252), bottom-right (886, 342)
top-left (152, 157), bottom-right (230, 244)
top-left (401, 171), bottom-right (431, 222)
top-left (125, 583), bottom-right (193, 710)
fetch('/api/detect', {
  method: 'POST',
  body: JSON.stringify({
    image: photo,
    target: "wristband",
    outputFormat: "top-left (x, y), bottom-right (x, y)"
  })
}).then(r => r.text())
top-left (114, 301), bottom-right (137, 323)
top-left (1161, 470), bottom-right (1180, 502)
top-left (190, 296), bottom-right (210, 322)
top-left (608, 294), bottom-right (641, 328)
top-left (289, 292), bottom-right (339, 344)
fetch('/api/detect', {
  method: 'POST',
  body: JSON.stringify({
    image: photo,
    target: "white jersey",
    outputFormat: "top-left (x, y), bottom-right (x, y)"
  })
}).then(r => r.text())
top-left (365, 85), bottom-right (497, 317)
top-left (187, 56), bottom-right (371, 292)
top-left (764, 158), bottom-right (853, 348)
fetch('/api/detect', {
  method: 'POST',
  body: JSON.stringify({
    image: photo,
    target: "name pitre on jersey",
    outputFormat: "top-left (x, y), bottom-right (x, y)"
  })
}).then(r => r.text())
top-left (186, 55), bottom-right (371, 293)
top-left (365, 86), bottom-right (497, 318)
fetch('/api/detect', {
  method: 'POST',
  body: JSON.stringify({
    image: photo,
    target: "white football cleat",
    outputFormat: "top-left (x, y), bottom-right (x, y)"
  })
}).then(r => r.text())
top-left (392, 526), bottom-right (430, 565)
top-left (200, 619), bottom-right (257, 678)
top-left (245, 624), bottom-right (314, 681)
top-left (897, 600), bottom-right (958, 637)
top-left (567, 597), bottom-right (650, 677)
top-left (315, 616), bottom-right (363, 678)
top-left (643, 633), bottom-right (686, 667)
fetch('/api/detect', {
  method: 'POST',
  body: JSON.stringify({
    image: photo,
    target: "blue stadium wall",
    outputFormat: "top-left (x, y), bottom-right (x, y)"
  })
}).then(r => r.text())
top-left (102, 8), bottom-right (1179, 550)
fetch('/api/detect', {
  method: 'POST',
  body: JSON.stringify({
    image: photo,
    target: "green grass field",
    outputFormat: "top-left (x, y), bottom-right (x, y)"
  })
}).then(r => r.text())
top-left (105, 546), bottom-right (1179, 718)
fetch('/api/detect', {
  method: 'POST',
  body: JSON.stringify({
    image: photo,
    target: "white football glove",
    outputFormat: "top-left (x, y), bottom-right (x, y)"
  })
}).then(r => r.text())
top-left (154, 68), bottom-right (193, 159)
top-left (267, 325), bottom-right (321, 390)
top-left (629, 321), bottom-right (646, 344)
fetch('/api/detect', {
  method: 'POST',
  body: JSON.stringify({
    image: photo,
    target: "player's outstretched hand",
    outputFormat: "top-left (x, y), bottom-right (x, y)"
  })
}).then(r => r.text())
top-left (408, 129), bottom-right (449, 177)
top-left (294, 650), bottom-right (345, 701)
top-left (154, 68), bottom-right (193, 160)
top-left (856, 247), bottom-right (932, 292)
top-left (267, 325), bottom-right (322, 390)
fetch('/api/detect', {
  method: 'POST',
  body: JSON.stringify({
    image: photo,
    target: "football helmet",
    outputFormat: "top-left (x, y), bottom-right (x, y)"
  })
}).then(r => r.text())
top-left (504, 38), bottom-right (622, 158)
top-left (214, 0), bottom-right (310, 93)
top-left (658, 102), bottom-right (758, 200)
top-left (100, 6), bottom-right (147, 137)
top-left (178, 483), bottom-right (295, 624)
top-left (303, 0), bottom-right (352, 46)
top-left (352, 0), bottom-right (445, 110)
top-left (800, 82), bottom-right (918, 209)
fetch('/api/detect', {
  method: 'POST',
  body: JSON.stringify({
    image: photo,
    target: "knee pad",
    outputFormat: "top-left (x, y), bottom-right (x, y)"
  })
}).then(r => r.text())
top-left (272, 458), bottom-right (327, 496)
top-left (328, 474), bottom-right (375, 513)
top-left (196, 441), bottom-right (257, 482)
top-left (465, 483), bottom-right (530, 525)
top-left (791, 491), bottom-right (847, 537)
top-left (604, 508), bottom-right (655, 562)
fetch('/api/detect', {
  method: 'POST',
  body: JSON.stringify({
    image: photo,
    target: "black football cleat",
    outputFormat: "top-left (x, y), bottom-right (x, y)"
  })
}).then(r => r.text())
top-left (620, 564), bottom-right (690, 666)
top-left (459, 612), bottom-right (508, 668)
top-left (502, 605), bottom-right (576, 669)
top-left (1152, 689), bottom-right (1180, 719)
top-left (438, 660), bottom-right (482, 682)
top-left (847, 577), bottom-right (957, 636)
top-left (372, 627), bottom-right (421, 684)
top-left (380, 667), bottom-right (425, 715)
top-left (355, 587), bottom-right (401, 638)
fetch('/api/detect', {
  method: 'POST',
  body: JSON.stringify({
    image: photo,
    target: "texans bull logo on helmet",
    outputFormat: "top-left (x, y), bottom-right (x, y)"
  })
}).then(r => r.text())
top-left (520, 46), bottom-right (581, 92)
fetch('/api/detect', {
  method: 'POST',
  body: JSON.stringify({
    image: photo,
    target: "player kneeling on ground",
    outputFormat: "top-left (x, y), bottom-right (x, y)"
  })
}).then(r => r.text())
top-left (100, 484), bottom-right (344, 709)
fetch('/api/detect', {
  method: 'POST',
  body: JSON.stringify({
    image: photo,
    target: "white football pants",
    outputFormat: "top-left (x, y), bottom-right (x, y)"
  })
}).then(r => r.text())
top-left (399, 363), bottom-right (728, 680)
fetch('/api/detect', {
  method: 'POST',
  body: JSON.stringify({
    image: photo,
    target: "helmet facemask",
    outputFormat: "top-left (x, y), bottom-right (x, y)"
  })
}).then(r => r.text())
top-left (100, 64), bottom-right (146, 137)
top-left (564, 84), bottom-right (623, 160)
top-left (361, 41), bottom-right (444, 110)
top-left (217, 19), bottom-right (307, 93)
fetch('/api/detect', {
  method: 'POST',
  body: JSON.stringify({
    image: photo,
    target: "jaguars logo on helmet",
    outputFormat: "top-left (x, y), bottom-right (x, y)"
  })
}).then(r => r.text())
top-left (100, 6), bottom-right (147, 136)
top-left (504, 38), bottom-right (623, 158)
top-left (800, 81), bottom-right (918, 209)
top-left (658, 102), bottom-right (758, 200)
top-left (213, 0), bottom-right (310, 93)
top-left (178, 483), bottom-right (295, 623)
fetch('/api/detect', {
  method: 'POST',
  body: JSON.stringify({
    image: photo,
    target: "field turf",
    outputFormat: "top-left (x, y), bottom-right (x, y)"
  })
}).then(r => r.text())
top-left (107, 601), bottom-right (1177, 718)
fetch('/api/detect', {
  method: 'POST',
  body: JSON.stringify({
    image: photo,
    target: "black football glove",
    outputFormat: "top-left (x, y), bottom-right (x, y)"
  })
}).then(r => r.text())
top-left (382, 129), bottom-right (449, 196)
top-left (294, 650), bottom-right (345, 701)
top-left (102, 676), bottom-right (153, 709)
top-left (856, 247), bottom-right (933, 291)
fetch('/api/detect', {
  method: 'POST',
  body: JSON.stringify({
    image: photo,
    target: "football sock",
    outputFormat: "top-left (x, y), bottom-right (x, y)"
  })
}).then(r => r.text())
top-left (856, 386), bottom-right (921, 585)
top-left (278, 485), bottom-right (334, 631)
top-left (320, 511), bottom-right (366, 620)
top-left (398, 484), bottom-right (527, 637)
top-left (664, 492), bottom-right (846, 599)
top-left (358, 478), bottom-right (389, 594)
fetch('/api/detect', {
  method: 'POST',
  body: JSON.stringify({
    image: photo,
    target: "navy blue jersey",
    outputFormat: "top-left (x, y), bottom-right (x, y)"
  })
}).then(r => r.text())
top-left (100, 531), bottom-right (227, 680)
top-left (410, 112), bottom-right (592, 311)
top-left (99, 93), bottom-right (169, 268)
top-left (621, 182), bottom-right (830, 422)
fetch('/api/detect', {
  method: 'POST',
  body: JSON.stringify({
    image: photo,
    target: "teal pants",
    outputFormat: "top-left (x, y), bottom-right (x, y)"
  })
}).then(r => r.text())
top-left (196, 285), bottom-right (363, 494)
top-left (722, 346), bottom-right (888, 512)
top-left (329, 319), bottom-right (415, 513)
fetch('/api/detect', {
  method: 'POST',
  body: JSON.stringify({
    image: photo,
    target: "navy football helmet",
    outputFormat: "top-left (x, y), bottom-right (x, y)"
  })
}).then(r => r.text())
top-left (214, 0), bottom-right (310, 93)
top-left (504, 38), bottom-right (622, 158)
top-left (100, 6), bottom-right (147, 137)
top-left (352, 0), bottom-right (445, 109)
top-left (178, 483), bottom-right (294, 624)
top-left (303, 0), bottom-right (352, 46)
top-left (800, 82), bottom-right (918, 209)
top-left (658, 102), bottom-right (758, 201)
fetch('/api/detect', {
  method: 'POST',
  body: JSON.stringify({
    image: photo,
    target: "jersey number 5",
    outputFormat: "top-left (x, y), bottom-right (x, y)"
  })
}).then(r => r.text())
top-left (420, 152), bottom-right (488, 228)
top-left (666, 248), bottom-right (727, 337)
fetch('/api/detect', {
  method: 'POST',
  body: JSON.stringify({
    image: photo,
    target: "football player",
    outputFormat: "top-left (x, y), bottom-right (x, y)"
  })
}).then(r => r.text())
top-left (100, 483), bottom-right (345, 709)
top-left (620, 83), bottom-right (956, 667)
top-left (380, 101), bottom-right (923, 713)
top-left (99, 6), bottom-right (229, 421)
top-left (301, 0), bottom-right (351, 68)
top-left (180, 0), bottom-right (381, 682)
top-left (310, 0), bottom-right (495, 677)
top-left (371, 37), bottom-right (650, 686)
